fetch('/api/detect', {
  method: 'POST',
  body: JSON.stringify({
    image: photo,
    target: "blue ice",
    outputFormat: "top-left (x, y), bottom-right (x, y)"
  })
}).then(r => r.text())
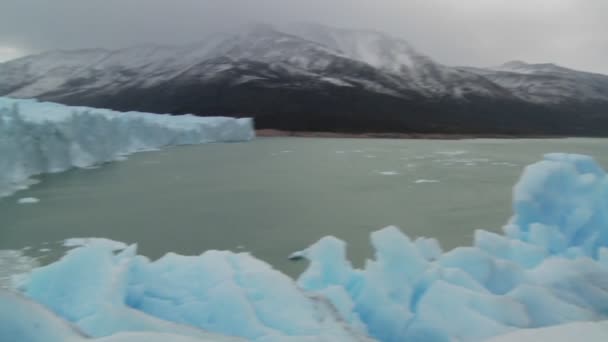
top-left (3, 153), bottom-right (608, 342)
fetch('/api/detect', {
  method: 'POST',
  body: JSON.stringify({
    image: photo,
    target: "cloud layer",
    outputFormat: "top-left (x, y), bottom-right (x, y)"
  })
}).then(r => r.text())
top-left (1, 0), bottom-right (606, 73)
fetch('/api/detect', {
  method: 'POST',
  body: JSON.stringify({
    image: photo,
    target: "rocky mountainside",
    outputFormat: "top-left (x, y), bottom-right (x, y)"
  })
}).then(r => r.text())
top-left (1, 23), bottom-right (608, 135)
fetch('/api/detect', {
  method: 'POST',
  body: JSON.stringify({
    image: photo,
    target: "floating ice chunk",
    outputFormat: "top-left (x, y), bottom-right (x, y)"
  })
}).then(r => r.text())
top-left (0, 250), bottom-right (39, 290)
top-left (491, 162), bottom-right (518, 167)
top-left (377, 171), bottom-right (400, 176)
top-left (17, 197), bottom-right (40, 204)
top-left (414, 179), bottom-right (439, 184)
top-left (435, 150), bottom-right (468, 156)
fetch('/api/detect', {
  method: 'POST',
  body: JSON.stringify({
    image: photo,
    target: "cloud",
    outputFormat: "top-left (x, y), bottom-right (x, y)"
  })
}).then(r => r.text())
top-left (0, 0), bottom-right (606, 73)
top-left (0, 46), bottom-right (24, 62)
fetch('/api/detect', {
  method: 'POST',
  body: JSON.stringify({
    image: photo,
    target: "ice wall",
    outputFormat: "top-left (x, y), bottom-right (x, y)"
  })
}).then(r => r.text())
top-left (0, 97), bottom-right (254, 197)
top-left (6, 153), bottom-right (608, 342)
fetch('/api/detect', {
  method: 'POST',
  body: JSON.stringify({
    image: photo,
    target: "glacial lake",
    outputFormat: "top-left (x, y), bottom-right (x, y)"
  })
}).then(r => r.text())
top-left (2, 137), bottom-right (608, 278)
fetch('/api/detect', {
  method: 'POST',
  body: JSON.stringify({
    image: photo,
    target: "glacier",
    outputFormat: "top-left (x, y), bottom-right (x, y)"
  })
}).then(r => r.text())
top-left (4, 153), bottom-right (608, 342)
top-left (0, 97), bottom-right (254, 198)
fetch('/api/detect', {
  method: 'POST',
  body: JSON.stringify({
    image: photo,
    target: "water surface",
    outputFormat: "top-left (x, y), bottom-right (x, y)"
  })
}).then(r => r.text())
top-left (2, 137), bottom-right (608, 277)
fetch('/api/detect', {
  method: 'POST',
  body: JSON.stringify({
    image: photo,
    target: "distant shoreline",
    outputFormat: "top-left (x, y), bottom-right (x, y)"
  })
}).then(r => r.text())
top-left (256, 129), bottom-right (568, 140)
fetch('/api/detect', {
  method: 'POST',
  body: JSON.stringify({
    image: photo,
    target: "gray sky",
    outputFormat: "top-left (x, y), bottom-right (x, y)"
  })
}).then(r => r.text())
top-left (1, 0), bottom-right (607, 73)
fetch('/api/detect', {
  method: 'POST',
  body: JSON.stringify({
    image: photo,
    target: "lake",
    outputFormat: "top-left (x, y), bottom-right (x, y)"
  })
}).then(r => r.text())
top-left (2, 137), bottom-right (608, 278)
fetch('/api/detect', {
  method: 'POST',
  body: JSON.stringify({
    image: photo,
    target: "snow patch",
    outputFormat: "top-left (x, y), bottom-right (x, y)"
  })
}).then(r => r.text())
top-left (321, 77), bottom-right (353, 87)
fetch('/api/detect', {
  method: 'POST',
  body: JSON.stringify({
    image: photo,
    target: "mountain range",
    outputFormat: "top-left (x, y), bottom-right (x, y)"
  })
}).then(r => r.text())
top-left (1, 23), bottom-right (608, 135)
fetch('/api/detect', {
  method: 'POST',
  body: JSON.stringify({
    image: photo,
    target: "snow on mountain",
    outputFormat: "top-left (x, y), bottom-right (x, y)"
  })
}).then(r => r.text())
top-left (0, 97), bottom-right (254, 198)
top-left (286, 23), bottom-right (513, 98)
top-left (1, 23), bottom-right (607, 131)
top-left (0, 24), bottom-right (515, 103)
top-left (285, 23), bottom-right (421, 73)
top-left (462, 60), bottom-right (608, 104)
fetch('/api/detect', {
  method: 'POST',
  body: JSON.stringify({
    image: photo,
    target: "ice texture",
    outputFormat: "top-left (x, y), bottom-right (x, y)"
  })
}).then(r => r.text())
top-left (12, 245), bottom-right (372, 342)
top-left (6, 153), bottom-right (608, 342)
top-left (486, 321), bottom-right (608, 342)
top-left (0, 290), bottom-right (241, 342)
top-left (0, 97), bottom-right (254, 197)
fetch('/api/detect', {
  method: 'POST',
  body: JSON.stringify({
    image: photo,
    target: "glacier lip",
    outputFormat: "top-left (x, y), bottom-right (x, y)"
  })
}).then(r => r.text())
top-left (5, 153), bottom-right (608, 342)
top-left (0, 97), bottom-right (254, 198)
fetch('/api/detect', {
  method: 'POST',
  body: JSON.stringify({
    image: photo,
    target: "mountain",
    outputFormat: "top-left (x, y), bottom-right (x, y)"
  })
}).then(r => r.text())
top-left (461, 61), bottom-right (608, 104)
top-left (1, 23), bottom-right (608, 135)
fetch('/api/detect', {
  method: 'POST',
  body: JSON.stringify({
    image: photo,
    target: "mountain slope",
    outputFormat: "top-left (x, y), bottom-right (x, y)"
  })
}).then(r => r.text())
top-left (1, 24), bottom-right (608, 135)
top-left (461, 61), bottom-right (608, 104)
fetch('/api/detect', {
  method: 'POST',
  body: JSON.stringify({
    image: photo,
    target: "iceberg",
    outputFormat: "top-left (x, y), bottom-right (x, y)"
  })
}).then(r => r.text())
top-left (4, 153), bottom-right (608, 342)
top-left (0, 97), bottom-right (254, 197)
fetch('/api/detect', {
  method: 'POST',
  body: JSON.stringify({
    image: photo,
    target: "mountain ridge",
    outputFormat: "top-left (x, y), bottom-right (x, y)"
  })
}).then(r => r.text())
top-left (1, 23), bottom-right (608, 135)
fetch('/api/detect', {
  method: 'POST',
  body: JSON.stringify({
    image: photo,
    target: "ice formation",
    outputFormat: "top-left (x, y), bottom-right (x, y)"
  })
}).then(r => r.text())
top-left (17, 197), bottom-right (40, 204)
top-left (4, 153), bottom-right (608, 342)
top-left (0, 291), bottom-right (242, 342)
top-left (0, 97), bottom-right (254, 197)
top-left (486, 321), bottom-right (608, 342)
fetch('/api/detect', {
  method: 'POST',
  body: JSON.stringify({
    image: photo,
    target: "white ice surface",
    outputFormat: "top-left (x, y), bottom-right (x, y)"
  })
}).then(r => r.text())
top-left (485, 321), bottom-right (608, 342)
top-left (0, 97), bottom-right (253, 198)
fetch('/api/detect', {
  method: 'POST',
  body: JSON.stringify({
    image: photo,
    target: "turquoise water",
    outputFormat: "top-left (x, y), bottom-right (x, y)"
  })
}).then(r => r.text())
top-left (2, 137), bottom-right (608, 277)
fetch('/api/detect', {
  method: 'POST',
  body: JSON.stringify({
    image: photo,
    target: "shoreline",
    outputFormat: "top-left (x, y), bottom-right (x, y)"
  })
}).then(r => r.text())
top-left (256, 129), bottom-right (570, 140)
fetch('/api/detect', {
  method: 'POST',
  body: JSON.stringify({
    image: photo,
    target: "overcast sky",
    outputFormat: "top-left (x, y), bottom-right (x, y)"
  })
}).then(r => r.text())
top-left (1, 0), bottom-right (606, 73)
